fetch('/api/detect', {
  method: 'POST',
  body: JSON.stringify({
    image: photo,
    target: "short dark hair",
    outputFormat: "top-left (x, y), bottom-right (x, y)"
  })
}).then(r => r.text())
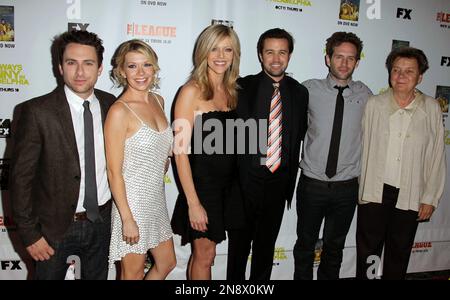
top-left (325, 31), bottom-right (363, 60)
top-left (55, 30), bottom-right (104, 66)
top-left (385, 46), bottom-right (429, 75)
top-left (257, 28), bottom-right (294, 56)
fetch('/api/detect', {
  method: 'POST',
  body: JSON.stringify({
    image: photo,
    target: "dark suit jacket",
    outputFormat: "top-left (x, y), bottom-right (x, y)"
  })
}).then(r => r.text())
top-left (236, 71), bottom-right (308, 207)
top-left (10, 86), bottom-right (116, 247)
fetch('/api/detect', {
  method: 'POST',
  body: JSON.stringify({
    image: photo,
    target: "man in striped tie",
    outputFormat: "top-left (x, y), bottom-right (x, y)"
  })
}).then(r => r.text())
top-left (266, 82), bottom-right (283, 173)
top-left (227, 28), bottom-right (309, 280)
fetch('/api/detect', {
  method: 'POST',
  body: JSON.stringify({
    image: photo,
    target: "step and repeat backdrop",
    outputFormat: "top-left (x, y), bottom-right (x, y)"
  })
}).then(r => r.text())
top-left (0, 0), bottom-right (449, 279)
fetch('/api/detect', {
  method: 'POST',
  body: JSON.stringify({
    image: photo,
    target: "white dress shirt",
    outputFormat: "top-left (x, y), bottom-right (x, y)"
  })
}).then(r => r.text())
top-left (64, 85), bottom-right (111, 213)
top-left (384, 99), bottom-right (417, 188)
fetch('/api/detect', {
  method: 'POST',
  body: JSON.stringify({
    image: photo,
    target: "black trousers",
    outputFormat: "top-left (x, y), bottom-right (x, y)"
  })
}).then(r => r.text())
top-left (227, 169), bottom-right (287, 280)
top-left (356, 184), bottom-right (419, 280)
top-left (293, 175), bottom-right (358, 280)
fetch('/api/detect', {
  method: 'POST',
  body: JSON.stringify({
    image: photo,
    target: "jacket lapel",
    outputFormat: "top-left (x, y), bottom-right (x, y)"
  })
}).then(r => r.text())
top-left (53, 86), bottom-right (79, 159)
top-left (281, 80), bottom-right (293, 150)
top-left (246, 73), bottom-right (262, 118)
top-left (95, 89), bottom-right (108, 127)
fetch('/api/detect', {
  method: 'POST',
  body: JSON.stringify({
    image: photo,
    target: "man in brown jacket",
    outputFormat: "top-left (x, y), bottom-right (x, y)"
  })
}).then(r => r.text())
top-left (10, 30), bottom-right (116, 279)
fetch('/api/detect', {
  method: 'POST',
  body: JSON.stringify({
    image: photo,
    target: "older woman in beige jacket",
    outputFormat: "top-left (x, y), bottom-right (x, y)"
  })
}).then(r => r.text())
top-left (356, 47), bottom-right (446, 280)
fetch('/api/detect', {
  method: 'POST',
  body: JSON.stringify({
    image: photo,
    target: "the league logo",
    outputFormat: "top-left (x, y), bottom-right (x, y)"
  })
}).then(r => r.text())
top-left (436, 11), bottom-right (450, 23)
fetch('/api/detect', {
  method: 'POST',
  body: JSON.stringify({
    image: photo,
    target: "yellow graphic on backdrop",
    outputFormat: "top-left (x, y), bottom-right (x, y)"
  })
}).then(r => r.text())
top-left (269, 0), bottom-right (312, 7)
top-left (273, 247), bottom-right (287, 260)
top-left (0, 64), bottom-right (29, 85)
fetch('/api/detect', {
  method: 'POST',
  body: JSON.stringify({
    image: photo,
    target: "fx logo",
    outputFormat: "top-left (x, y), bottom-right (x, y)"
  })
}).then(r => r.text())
top-left (1, 261), bottom-right (22, 270)
top-left (0, 119), bottom-right (11, 138)
top-left (396, 8), bottom-right (412, 20)
top-left (441, 56), bottom-right (450, 66)
top-left (68, 23), bottom-right (89, 32)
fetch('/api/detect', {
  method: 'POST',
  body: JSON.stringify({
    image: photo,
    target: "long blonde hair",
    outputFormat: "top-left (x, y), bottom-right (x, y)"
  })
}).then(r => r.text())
top-left (190, 24), bottom-right (241, 109)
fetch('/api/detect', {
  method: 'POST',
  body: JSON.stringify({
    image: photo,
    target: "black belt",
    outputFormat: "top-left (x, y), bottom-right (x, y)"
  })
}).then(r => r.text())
top-left (301, 174), bottom-right (358, 188)
top-left (73, 200), bottom-right (111, 222)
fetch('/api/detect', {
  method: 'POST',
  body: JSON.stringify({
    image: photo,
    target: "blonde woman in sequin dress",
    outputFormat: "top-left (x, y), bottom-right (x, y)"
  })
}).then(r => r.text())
top-left (105, 40), bottom-right (175, 280)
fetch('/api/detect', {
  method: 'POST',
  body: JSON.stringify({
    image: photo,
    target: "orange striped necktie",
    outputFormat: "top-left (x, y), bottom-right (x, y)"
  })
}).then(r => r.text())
top-left (266, 82), bottom-right (282, 173)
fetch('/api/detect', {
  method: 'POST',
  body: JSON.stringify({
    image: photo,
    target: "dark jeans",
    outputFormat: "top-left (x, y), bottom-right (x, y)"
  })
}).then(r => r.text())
top-left (356, 184), bottom-right (419, 280)
top-left (293, 175), bottom-right (358, 280)
top-left (34, 202), bottom-right (111, 280)
top-left (227, 168), bottom-right (287, 280)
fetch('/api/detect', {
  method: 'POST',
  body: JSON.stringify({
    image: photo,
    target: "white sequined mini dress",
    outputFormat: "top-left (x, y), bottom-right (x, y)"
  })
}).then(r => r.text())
top-left (109, 99), bottom-right (173, 267)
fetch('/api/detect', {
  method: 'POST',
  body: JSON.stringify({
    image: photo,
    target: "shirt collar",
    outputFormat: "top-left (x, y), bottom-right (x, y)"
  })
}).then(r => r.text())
top-left (261, 70), bottom-right (286, 87)
top-left (326, 73), bottom-right (355, 92)
top-left (388, 88), bottom-right (420, 116)
top-left (64, 85), bottom-right (96, 111)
